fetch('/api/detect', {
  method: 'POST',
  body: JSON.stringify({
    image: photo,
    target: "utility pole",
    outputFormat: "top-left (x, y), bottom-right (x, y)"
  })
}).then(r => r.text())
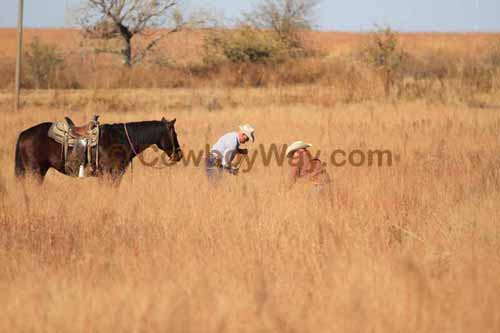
top-left (15, 0), bottom-right (24, 111)
top-left (475, 0), bottom-right (479, 32)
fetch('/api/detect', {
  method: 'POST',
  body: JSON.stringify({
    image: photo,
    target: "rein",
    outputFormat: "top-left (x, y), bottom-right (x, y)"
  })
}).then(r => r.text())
top-left (123, 123), bottom-right (139, 156)
top-left (122, 122), bottom-right (179, 170)
top-left (168, 125), bottom-right (182, 157)
top-left (147, 125), bottom-right (180, 169)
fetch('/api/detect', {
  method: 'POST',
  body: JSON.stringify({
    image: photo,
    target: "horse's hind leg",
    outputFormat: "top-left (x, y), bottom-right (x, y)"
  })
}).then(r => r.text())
top-left (37, 166), bottom-right (50, 184)
top-left (17, 141), bottom-right (50, 184)
top-left (26, 164), bottom-right (50, 184)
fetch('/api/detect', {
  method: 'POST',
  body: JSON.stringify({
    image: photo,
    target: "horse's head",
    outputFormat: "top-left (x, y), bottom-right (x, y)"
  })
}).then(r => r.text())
top-left (158, 117), bottom-right (183, 162)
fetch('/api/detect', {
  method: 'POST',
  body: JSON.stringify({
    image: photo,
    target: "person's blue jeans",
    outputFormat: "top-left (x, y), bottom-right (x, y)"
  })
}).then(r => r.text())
top-left (206, 155), bottom-right (223, 184)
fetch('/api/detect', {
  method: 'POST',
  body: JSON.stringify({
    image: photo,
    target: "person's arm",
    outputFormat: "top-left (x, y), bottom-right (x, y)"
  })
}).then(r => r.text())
top-left (288, 156), bottom-right (300, 187)
top-left (302, 150), bottom-right (312, 174)
top-left (310, 159), bottom-right (331, 185)
top-left (221, 136), bottom-right (240, 174)
top-left (225, 166), bottom-right (239, 175)
top-left (220, 134), bottom-right (239, 168)
top-left (289, 165), bottom-right (299, 183)
top-left (222, 151), bottom-right (239, 175)
top-left (237, 148), bottom-right (248, 155)
top-left (221, 148), bottom-right (232, 168)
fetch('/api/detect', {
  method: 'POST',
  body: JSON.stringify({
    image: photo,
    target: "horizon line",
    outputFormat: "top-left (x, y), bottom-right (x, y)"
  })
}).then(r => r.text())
top-left (0, 25), bottom-right (499, 34)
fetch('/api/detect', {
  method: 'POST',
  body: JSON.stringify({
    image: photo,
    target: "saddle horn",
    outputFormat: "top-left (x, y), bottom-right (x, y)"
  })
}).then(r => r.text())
top-left (64, 116), bottom-right (76, 128)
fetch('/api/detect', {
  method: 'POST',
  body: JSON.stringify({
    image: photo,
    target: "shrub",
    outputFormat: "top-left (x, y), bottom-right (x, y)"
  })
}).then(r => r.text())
top-left (359, 27), bottom-right (409, 97)
top-left (461, 57), bottom-right (494, 93)
top-left (418, 50), bottom-right (457, 82)
top-left (485, 39), bottom-right (500, 70)
top-left (0, 59), bottom-right (15, 89)
top-left (203, 27), bottom-right (288, 65)
top-left (487, 40), bottom-right (500, 92)
top-left (23, 38), bottom-right (65, 89)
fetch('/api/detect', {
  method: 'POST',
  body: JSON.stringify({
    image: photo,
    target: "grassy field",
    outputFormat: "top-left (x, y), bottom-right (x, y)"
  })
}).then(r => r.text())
top-left (1, 29), bottom-right (500, 93)
top-left (1, 26), bottom-right (500, 332)
top-left (0, 29), bottom-right (497, 58)
top-left (1, 85), bottom-right (500, 332)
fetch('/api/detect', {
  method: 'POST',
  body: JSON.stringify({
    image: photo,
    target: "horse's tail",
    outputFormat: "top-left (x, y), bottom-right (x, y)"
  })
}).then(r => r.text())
top-left (15, 135), bottom-right (25, 178)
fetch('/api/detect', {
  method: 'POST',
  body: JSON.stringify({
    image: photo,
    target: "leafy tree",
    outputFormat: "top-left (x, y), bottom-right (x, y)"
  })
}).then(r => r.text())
top-left (244, 0), bottom-right (319, 49)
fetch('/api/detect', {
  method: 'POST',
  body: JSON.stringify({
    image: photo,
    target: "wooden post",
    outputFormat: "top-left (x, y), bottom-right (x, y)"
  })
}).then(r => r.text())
top-left (15, 0), bottom-right (24, 111)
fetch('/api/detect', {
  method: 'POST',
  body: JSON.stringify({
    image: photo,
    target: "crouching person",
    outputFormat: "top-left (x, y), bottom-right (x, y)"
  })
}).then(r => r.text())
top-left (286, 141), bottom-right (331, 195)
top-left (206, 124), bottom-right (255, 183)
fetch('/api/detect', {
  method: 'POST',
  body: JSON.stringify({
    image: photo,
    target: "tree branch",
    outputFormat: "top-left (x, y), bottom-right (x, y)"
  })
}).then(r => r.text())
top-left (79, 0), bottom-right (190, 67)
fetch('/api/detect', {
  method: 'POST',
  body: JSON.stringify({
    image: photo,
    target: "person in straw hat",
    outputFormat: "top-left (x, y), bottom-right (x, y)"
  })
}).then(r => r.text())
top-left (206, 124), bottom-right (255, 182)
top-left (286, 141), bottom-right (331, 193)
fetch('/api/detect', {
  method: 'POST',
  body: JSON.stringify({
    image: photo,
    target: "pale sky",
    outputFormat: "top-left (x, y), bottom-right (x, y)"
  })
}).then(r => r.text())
top-left (0, 0), bottom-right (499, 32)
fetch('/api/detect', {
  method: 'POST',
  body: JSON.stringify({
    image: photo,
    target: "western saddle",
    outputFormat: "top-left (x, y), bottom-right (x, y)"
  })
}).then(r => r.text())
top-left (48, 115), bottom-right (100, 177)
top-left (65, 116), bottom-right (99, 137)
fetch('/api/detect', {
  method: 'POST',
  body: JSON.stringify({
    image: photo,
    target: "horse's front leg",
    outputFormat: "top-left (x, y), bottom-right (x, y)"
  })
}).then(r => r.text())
top-left (110, 171), bottom-right (125, 187)
top-left (98, 165), bottom-right (126, 187)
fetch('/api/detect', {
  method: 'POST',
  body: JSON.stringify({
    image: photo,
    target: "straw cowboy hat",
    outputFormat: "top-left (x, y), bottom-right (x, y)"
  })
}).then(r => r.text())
top-left (239, 124), bottom-right (255, 142)
top-left (286, 141), bottom-right (312, 157)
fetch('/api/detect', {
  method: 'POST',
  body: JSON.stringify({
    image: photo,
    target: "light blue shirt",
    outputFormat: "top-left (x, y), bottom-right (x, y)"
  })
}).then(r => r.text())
top-left (210, 132), bottom-right (241, 167)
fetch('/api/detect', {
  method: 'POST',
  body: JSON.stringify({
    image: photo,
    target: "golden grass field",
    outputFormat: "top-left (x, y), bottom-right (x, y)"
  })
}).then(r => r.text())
top-left (1, 29), bottom-right (500, 332)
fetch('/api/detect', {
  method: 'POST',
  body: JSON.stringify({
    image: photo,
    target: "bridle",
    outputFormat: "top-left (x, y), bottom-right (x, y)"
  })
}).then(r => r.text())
top-left (123, 123), bottom-right (139, 156)
top-left (167, 124), bottom-right (182, 160)
top-left (123, 122), bottom-right (181, 171)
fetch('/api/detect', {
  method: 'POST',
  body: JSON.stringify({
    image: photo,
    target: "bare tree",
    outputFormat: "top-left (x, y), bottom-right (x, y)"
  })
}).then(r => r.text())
top-left (79, 0), bottom-right (183, 67)
top-left (244, 0), bottom-right (319, 47)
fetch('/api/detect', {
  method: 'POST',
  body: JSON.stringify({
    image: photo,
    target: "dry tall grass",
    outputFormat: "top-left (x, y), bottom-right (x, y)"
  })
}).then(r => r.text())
top-left (1, 29), bottom-right (496, 59)
top-left (1, 29), bottom-right (500, 102)
top-left (1, 88), bottom-right (500, 332)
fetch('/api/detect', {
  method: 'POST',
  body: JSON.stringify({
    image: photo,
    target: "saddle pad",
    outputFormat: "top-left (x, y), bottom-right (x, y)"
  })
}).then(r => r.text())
top-left (48, 120), bottom-right (99, 147)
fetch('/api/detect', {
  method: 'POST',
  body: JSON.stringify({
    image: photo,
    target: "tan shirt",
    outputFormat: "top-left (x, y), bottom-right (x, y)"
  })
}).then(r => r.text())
top-left (289, 149), bottom-right (331, 185)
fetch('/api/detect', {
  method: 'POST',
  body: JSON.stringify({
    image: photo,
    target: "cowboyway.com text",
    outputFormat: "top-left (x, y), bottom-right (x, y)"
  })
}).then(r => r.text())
top-left (136, 144), bottom-right (395, 171)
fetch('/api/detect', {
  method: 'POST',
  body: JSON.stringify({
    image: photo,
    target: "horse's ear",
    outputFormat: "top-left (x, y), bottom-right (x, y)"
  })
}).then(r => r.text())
top-left (172, 118), bottom-right (176, 125)
top-left (161, 117), bottom-right (167, 123)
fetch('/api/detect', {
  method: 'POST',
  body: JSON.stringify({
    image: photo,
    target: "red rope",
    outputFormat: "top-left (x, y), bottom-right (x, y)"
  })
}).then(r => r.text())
top-left (123, 123), bottom-right (139, 156)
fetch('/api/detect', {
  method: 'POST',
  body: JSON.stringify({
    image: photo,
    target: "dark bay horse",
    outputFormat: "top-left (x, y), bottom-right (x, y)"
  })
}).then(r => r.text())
top-left (15, 117), bottom-right (183, 184)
